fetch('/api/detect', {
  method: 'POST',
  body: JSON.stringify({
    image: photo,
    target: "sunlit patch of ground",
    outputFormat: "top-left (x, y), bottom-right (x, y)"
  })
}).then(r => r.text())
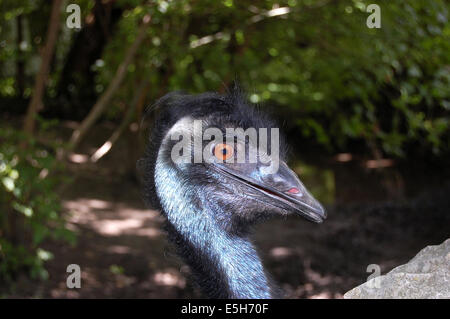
top-left (63, 198), bottom-right (161, 237)
top-left (31, 171), bottom-right (200, 299)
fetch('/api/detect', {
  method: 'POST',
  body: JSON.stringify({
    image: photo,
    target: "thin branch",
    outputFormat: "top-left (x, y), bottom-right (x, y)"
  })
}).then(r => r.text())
top-left (69, 14), bottom-right (151, 151)
top-left (90, 80), bottom-right (148, 162)
top-left (190, 6), bottom-right (291, 49)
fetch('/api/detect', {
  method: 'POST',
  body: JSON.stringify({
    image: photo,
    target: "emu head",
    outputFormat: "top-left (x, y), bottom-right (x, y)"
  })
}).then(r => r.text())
top-left (142, 90), bottom-right (326, 235)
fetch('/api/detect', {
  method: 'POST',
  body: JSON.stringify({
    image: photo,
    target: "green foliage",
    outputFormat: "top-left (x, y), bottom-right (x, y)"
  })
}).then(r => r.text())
top-left (0, 125), bottom-right (75, 284)
top-left (95, 0), bottom-right (449, 157)
top-left (1, 0), bottom-right (449, 157)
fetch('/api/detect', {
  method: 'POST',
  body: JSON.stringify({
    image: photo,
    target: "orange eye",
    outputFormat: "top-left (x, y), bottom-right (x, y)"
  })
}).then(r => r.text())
top-left (213, 143), bottom-right (234, 161)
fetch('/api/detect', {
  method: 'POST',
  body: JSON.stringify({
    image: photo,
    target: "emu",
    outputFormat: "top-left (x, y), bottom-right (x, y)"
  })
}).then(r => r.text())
top-left (140, 89), bottom-right (326, 299)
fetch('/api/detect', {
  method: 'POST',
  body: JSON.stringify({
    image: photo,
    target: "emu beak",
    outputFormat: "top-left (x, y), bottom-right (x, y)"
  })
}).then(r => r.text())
top-left (213, 161), bottom-right (327, 223)
top-left (256, 162), bottom-right (327, 223)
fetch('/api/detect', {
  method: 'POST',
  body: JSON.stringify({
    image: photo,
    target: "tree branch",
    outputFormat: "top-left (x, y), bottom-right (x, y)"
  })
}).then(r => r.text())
top-left (190, 6), bottom-right (291, 49)
top-left (90, 80), bottom-right (148, 162)
top-left (69, 14), bottom-right (151, 150)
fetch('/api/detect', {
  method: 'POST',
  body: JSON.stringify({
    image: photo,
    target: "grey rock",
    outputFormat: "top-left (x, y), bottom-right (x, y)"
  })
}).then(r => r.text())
top-left (344, 238), bottom-right (450, 299)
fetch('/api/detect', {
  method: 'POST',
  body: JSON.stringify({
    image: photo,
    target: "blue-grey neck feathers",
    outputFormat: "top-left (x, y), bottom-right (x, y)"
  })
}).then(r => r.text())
top-left (154, 124), bottom-right (273, 298)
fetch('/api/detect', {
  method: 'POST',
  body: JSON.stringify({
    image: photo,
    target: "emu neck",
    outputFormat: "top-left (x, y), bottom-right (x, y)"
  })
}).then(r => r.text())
top-left (155, 157), bottom-right (273, 298)
top-left (168, 214), bottom-right (272, 298)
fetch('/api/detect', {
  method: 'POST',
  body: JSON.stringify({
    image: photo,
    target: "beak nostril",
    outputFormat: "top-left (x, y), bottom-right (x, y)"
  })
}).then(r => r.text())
top-left (287, 187), bottom-right (301, 195)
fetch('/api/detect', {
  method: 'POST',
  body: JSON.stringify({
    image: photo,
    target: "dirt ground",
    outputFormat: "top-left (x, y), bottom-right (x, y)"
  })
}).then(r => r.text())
top-left (6, 124), bottom-right (450, 299)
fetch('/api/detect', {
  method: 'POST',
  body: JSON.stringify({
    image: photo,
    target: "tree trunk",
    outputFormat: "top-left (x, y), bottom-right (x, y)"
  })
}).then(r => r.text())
top-left (23, 0), bottom-right (63, 136)
top-left (51, 1), bottom-right (123, 120)
top-left (69, 15), bottom-right (151, 151)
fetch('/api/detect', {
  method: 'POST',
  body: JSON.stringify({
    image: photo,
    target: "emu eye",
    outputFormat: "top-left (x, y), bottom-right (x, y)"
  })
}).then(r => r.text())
top-left (213, 143), bottom-right (234, 161)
